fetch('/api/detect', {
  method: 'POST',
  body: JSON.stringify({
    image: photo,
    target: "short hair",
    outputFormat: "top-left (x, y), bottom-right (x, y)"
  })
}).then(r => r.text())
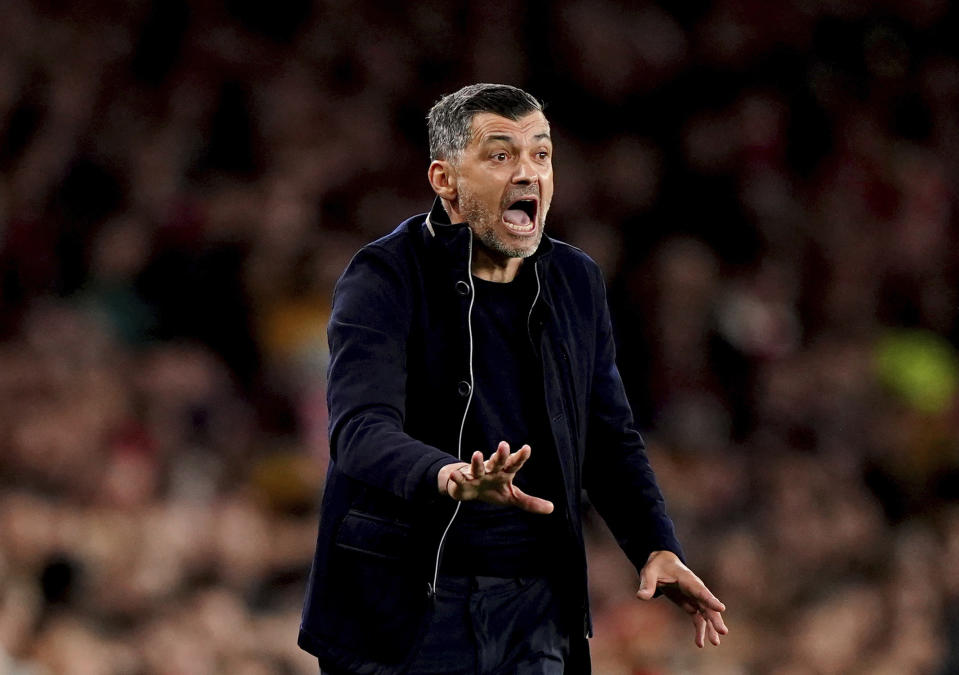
top-left (427, 83), bottom-right (544, 163)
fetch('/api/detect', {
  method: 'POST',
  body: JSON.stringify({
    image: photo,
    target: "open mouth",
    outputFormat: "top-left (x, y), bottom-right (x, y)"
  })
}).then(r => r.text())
top-left (502, 198), bottom-right (538, 234)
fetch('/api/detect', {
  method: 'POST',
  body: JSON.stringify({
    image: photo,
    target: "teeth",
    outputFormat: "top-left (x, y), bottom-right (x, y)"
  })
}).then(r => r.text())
top-left (504, 220), bottom-right (535, 233)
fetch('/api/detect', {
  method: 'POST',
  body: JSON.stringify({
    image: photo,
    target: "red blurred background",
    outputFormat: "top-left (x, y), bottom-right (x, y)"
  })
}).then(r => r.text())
top-left (1, 1), bottom-right (958, 673)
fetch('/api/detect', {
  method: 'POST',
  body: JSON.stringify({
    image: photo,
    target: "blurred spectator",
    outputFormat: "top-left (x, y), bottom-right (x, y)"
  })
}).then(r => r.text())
top-left (1, 0), bottom-right (958, 672)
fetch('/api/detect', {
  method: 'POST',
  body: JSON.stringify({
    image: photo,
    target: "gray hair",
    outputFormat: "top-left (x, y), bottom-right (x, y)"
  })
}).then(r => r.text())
top-left (427, 83), bottom-right (544, 163)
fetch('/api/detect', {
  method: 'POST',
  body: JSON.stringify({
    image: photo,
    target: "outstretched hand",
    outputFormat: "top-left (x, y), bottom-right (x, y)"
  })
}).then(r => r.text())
top-left (437, 442), bottom-right (554, 515)
top-left (636, 550), bottom-right (728, 648)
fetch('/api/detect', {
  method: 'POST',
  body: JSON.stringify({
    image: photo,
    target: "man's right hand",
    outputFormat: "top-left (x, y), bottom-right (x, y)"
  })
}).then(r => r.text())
top-left (437, 441), bottom-right (554, 514)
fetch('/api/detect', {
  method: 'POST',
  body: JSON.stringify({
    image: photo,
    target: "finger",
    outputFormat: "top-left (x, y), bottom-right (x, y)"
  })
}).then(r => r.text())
top-left (693, 587), bottom-right (726, 613)
top-left (470, 451), bottom-right (486, 477)
top-left (509, 485), bottom-right (554, 514)
top-left (681, 575), bottom-right (726, 613)
top-left (486, 442), bottom-right (510, 472)
top-left (446, 475), bottom-right (460, 500)
top-left (502, 444), bottom-right (532, 474)
top-left (694, 612), bottom-right (706, 649)
top-left (706, 608), bottom-right (728, 636)
top-left (636, 566), bottom-right (658, 601)
top-left (448, 469), bottom-right (475, 500)
top-left (706, 615), bottom-right (721, 646)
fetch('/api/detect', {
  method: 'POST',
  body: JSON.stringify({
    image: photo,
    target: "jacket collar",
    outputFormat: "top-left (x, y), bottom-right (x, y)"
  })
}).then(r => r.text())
top-left (425, 196), bottom-right (456, 236)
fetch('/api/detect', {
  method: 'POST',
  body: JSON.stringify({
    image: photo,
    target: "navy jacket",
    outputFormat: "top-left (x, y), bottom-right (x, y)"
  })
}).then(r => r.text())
top-left (299, 200), bottom-right (683, 674)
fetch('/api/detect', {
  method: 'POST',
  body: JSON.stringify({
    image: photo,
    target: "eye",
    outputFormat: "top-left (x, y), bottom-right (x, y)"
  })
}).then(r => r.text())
top-left (492, 152), bottom-right (508, 162)
top-left (536, 151), bottom-right (550, 160)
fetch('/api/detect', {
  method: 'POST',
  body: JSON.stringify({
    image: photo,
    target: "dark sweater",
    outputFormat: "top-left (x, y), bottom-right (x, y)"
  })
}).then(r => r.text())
top-left (440, 268), bottom-right (565, 576)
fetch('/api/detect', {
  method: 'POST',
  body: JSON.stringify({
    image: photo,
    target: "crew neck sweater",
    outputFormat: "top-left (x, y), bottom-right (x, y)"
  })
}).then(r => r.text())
top-left (440, 267), bottom-right (565, 577)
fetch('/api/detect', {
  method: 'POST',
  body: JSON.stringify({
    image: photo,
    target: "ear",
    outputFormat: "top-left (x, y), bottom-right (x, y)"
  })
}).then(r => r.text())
top-left (428, 160), bottom-right (457, 201)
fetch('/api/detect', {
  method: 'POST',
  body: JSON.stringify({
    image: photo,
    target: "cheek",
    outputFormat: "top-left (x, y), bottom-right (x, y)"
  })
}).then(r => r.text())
top-left (464, 182), bottom-right (496, 205)
top-left (542, 181), bottom-right (554, 212)
top-left (541, 173), bottom-right (554, 194)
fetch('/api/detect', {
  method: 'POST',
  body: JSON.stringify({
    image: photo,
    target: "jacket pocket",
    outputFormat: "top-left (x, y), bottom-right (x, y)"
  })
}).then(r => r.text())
top-left (334, 509), bottom-right (413, 561)
top-left (324, 510), bottom-right (428, 664)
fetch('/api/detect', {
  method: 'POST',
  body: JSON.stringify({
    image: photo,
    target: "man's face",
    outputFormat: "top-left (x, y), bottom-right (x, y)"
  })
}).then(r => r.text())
top-left (452, 111), bottom-right (553, 259)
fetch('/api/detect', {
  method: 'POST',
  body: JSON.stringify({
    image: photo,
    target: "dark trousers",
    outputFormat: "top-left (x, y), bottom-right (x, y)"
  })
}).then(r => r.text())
top-left (321, 575), bottom-right (570, 675)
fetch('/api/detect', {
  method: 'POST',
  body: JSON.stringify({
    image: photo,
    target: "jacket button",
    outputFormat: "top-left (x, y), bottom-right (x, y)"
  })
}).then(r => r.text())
top-left (455, 280), bottom-right (470, 296)
top-left (457, 380), bottom-right (472, 397)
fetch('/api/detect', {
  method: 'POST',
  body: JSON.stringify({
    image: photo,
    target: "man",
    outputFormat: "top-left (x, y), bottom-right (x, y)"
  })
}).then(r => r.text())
top-left (299, 83), bottom-right (727, 674)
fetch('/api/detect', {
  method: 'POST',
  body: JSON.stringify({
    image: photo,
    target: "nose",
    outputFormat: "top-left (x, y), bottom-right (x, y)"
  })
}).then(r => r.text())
top-left (511, 155), bottom-right (539, 185)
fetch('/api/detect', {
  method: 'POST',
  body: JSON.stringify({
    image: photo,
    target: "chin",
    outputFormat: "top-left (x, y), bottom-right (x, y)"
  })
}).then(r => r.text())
top-left (504, 232), bottom-right (543, 259)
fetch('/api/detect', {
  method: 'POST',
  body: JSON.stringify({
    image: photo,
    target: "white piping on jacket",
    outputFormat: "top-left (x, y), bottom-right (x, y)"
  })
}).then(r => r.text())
top-left (527, 261), bottom-right (542, 347)
top-left (428, 234), bottom-right (474, 597)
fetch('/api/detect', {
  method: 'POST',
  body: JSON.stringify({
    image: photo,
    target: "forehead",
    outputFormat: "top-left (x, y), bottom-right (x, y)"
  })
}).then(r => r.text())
top-left (468, 111), bottom-right (551, 145)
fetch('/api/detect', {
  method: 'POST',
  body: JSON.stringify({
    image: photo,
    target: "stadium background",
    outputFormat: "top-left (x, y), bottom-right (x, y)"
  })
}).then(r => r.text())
top-left (1, 0), bottom-right (958, 673)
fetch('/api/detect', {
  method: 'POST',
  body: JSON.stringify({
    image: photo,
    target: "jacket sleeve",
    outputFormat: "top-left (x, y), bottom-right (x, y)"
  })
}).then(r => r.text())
top-left (325, 244), bottom-right (459, 503)
top-left (581, 264), bottom-right (685, 570)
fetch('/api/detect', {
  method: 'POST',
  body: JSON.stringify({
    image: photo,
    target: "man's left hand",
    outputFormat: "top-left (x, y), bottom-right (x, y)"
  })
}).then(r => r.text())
top-left (636, 550), bottom-right (728, 648)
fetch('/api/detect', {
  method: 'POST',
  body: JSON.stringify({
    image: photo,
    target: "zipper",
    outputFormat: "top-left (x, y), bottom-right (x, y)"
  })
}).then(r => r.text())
top-left (428, 234), bottom-right (475, 598)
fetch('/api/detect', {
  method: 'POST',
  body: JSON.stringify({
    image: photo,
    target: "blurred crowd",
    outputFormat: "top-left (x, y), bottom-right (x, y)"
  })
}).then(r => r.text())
top-left (1, 0), bottom-right (958, 673)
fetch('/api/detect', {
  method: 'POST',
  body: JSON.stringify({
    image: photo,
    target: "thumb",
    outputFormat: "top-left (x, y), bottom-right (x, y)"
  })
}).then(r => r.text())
top-left (636, 568), bottom-right (658, 601)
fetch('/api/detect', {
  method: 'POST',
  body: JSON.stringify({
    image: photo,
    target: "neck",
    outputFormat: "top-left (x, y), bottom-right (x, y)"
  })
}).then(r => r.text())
top-left (471, 244), bottom-right (524, 283)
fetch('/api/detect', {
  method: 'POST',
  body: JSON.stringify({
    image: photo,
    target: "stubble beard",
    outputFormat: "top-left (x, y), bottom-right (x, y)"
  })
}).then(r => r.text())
top-left (458, 184), bottom-right (544, 260)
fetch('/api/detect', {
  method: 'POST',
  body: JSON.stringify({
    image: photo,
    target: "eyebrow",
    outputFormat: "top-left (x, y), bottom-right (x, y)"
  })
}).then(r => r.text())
top-left (482, 132), bottom-right (552, 144)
